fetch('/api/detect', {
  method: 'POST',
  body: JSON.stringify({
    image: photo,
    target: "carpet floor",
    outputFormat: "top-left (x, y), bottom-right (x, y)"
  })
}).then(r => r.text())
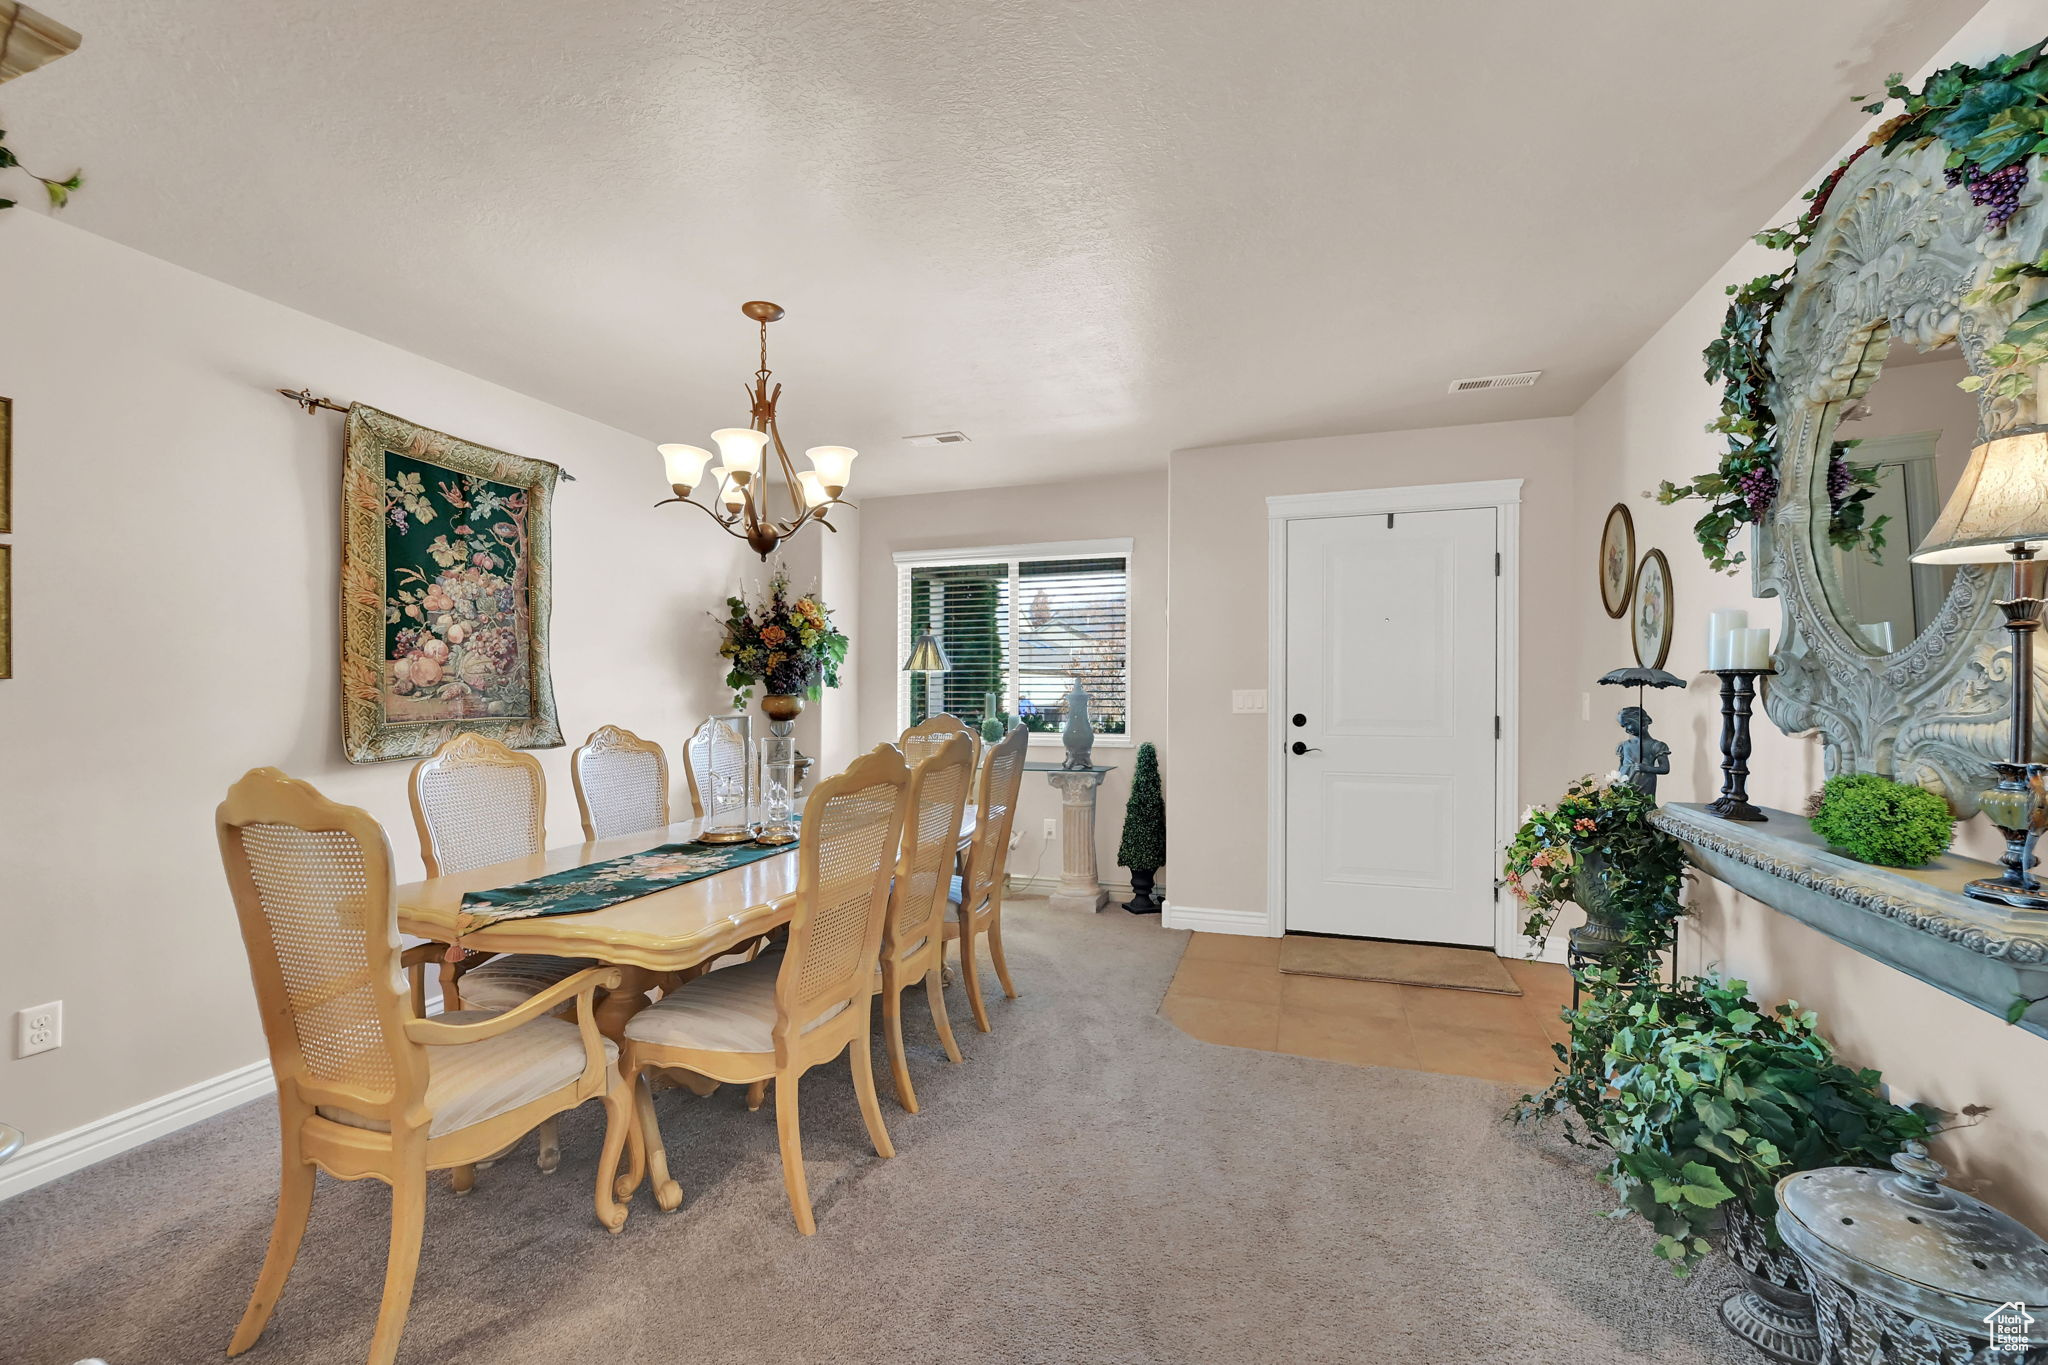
top-left (1, 899), bottom-right (1746, 1365)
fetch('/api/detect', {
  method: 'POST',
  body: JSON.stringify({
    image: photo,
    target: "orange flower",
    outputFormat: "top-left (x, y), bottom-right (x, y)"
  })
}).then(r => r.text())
top-left (761, 624), bottom-right (788, 645)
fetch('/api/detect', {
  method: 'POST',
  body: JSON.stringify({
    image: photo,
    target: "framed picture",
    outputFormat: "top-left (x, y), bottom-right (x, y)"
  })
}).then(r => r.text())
top-left (340, 404), bottom-right (563, 763)
top-left (1632, 548), bottom-right (1673, 670)
top-left (1598, 502), bottom-right (1633, 618)
top-left (0, 395), bottom-right (12, 535)
top-left (0, 543), bottom-right (10, 680)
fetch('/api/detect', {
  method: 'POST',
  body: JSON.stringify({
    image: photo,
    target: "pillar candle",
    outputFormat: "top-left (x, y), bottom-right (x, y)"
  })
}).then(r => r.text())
top-left (1706, 609), bottom-right (1748, 671)
top-left (1734, 626), bottom-right (1772, 670)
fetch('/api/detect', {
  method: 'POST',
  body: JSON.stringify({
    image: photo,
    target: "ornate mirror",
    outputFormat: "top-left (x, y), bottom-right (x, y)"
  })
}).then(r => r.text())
top-left (1759, 139), bottom-right (2047, 814)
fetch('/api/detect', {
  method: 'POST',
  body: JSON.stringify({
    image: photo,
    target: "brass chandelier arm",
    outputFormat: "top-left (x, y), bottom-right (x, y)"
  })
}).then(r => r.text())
top-left (655, 492), bottom-right (750, 539)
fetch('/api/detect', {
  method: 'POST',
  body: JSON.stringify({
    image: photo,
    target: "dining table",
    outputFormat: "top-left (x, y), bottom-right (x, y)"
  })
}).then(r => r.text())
top-left (395, 807), bottom-right (978, 1044)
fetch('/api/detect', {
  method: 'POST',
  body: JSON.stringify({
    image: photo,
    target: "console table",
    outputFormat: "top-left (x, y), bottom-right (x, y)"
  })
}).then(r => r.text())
top-left (1026, 762), bottom-right (1117, 913)
top-left (1653, 802), bottom-right (2048, 1038)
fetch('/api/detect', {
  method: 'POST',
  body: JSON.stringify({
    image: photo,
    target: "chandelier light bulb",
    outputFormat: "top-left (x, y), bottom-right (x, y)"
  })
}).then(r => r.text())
top-left (657, 443), bottom-right (714, 494)
top-left (712, 427), bottom-right (770, 478)
top-left (796, 471), bottom-right (830, 509)
top-left (805, 445), bottom-right (858, 495)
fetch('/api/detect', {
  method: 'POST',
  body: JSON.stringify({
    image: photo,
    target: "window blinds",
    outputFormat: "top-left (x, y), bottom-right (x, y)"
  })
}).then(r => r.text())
top-left (898, 550), bottom-right (1130, 737)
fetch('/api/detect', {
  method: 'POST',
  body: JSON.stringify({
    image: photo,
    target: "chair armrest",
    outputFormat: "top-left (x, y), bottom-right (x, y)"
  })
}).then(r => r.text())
top-left (399, 943), bottom-right (444, 1018)
top-left (404, 966), bottom-right (623, 1045)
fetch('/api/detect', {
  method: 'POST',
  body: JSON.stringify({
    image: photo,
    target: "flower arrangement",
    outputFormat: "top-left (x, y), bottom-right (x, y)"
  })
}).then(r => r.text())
top-left (1807, 773), bottom-right (1956, 868)
top-left (1502, 774), bottom-right (1689, 961)
top-left (716, 569), bottom-right (848, 708)
top-left (1658, 39), bottom-right (2048, 573)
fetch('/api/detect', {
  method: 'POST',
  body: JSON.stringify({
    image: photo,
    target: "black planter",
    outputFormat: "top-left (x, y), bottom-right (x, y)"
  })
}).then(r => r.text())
top-left (1123, 868), bottom-right (1163, 914)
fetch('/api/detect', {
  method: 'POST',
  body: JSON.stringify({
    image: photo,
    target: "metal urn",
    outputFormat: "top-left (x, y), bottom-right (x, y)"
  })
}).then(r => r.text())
top-left (1722, 1200), bottom-right (1825, 1363)
top-left (1776, 1144), bottom-right (2048, 1363)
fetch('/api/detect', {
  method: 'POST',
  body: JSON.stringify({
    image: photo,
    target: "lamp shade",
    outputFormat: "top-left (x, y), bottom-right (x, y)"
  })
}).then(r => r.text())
top-left (901, 632), bottom-right (950, 672)
top-left (796, 470), bottom-right (831, 509)
top-left (1912, 430), bottom-right (2048, 564)
top-left (710, 467), bottom-right (747, 511)
top-left (711, 427), bottom-right (769, 477)
top-left (658, 443), bottom-right (714, 492)
top-left (806, 445), bottom-right (858, 492)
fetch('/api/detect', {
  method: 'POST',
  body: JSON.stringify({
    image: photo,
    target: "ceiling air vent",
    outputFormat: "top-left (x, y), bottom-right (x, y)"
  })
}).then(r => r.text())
top-left (1447, 370), bottom-right (1543, 394)
top-left (902, 431), bottom-right (971, 447)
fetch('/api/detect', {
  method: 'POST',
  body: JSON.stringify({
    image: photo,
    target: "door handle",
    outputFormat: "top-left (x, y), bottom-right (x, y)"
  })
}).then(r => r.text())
top-left (1290, 741), bottom-right (1321, 756)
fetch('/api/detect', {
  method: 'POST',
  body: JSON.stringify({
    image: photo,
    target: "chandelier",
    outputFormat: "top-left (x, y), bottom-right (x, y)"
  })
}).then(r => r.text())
top-left (655, 300), bottom-right (856, 559)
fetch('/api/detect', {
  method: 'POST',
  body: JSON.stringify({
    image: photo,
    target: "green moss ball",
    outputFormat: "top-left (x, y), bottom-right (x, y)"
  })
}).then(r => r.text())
top-left (1808, 773), bottom-right (1956, 868)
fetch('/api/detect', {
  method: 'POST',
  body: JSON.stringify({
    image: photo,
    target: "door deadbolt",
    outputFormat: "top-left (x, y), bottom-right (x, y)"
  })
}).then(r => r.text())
top-left (1291, 713), bottom-right (1307, 727)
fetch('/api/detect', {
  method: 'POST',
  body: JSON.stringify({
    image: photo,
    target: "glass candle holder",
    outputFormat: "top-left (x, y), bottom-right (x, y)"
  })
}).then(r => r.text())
top-left (698, 713), bottom-right (754, 843)
top-left (755, 728), bottom-right (798, 845)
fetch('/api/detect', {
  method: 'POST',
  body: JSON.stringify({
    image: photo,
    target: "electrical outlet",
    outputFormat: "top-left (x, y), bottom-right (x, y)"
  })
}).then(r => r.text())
top-left (1043, 818), bottom-right (1057, 840)
top-left (17, 1001), bottom-right (61, 1058)
top-left (1232, 689), bottom-right (1267, 714)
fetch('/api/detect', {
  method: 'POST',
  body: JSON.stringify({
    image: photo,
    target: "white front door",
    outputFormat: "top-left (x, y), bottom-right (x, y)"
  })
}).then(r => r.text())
top-left (1282, 507), bottom-right (1498, 945)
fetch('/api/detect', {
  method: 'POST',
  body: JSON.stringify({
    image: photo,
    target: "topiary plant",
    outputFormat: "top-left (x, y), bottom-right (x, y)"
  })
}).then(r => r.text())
top-left (1117, 741), bottom-right (1164, 914)
top-left (1808, 773), bottom-right (1955, 867)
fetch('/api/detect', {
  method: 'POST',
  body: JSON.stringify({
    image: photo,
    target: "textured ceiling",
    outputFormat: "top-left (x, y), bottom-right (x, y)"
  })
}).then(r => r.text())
top-left (0, 0), bottom-right (1986, 495)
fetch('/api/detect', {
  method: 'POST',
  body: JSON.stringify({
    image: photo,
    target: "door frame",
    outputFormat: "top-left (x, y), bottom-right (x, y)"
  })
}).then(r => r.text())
top-left (1265, 479), bottom-right (1523, 952)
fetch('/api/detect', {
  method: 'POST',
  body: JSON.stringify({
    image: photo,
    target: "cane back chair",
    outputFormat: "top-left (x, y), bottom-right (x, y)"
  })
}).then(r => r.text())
top-left (609, 744), bottom-right (910, 1235)
top-left (572, 724), bottom-right (670, 841)
top-left (946, 722), bottom-right (1028, 1031)
top-left (217, 768), bottom-right (631, 1365)
top-left (680, 716), bottom-right (753, 821)
top-left (877, 733), bottom-right (974, 1112)
top-left (898, 713), bottom-right (981, 772)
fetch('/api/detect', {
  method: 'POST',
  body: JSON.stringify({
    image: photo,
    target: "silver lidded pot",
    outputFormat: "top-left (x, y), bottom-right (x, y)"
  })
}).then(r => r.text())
top-left (1776, 1143), bottom-right (2048, 1362)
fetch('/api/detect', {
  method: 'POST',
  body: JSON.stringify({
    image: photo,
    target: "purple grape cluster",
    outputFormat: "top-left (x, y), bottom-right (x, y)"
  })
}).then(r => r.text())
top-left (1827, 451), bottom-right (1852, 509)
top-left (1948, 162), bottom-right (2030, 230)
top-left (1736, 466), bottom-right (1779, 522)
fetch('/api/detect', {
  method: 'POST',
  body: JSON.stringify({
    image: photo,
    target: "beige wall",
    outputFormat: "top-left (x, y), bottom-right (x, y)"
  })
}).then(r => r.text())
top-left (0, 211), bottom-right (751, 1150)
top-left (1563, 0), bottom-right (2048, 1228)
top-left (853, 472), bottom-right (1168, 889)
top-left (1164, 418), bottom-right (1579, 924)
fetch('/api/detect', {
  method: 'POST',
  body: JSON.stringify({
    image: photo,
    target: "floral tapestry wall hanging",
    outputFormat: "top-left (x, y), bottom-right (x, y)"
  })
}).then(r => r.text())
top-left (340, 404), bottom-right (563, 763)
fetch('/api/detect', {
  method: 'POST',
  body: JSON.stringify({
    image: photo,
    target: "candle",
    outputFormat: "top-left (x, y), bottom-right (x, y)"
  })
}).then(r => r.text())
top-left (1706, 609), bottom-right (1748, 671)
top-left (1734, 626), bottom-right (1772, 670)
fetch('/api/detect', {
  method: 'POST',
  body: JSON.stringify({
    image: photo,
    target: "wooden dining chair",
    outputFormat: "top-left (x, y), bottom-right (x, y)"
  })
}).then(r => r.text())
top-left (217, 768), bottom-right (632, 1365)
top-left (609, 744), bottom-right (910, 1235)
top-left (572, 724), bottom-right (670, 841)
top-left (899, 712), bottom-right (980, 770)
top-left (877, 733), bottom-right (974, 1112)
top-left (411, 733), bottom-right (596, 1173)
top-left (946, 722), bottom-right (1028, 1032)
top-left (681, 716), bottom-right (753, 820)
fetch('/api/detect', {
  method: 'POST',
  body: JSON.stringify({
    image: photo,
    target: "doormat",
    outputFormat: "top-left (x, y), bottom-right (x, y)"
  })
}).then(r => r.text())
top-left (1278, 937), bottom-right (1522, 995)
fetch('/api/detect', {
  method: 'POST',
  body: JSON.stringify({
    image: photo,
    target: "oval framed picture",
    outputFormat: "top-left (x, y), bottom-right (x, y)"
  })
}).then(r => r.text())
top-left (1632, 548), bottom-right (1673, 670)
top-left (1598, 502), bottom-right (1635, 619)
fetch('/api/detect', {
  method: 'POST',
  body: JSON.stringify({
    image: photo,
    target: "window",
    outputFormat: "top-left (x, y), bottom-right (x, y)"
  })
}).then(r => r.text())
top-left (895, 539), bottom-right (1132, 741)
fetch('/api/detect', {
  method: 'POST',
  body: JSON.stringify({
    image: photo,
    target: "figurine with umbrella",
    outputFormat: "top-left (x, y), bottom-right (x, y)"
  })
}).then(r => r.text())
top-left (1597, 666), bottom-right (1686, 799)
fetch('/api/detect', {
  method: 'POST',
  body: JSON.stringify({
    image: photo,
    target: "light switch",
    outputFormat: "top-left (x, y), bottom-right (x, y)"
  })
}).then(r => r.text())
top-left (1232, 689), bottom-right (1267, 714)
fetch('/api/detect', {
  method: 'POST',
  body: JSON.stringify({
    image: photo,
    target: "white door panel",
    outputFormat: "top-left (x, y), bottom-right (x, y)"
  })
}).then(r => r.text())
top-left (1284, 508), bottom-right (1497, 944)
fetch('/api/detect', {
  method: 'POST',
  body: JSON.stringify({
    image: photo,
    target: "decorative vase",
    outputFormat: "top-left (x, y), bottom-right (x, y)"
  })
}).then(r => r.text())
top-left (1565, 848), bottom-right (1631, 962)
top-left (1123, 867), bottom-right (1162, 914)
top-left (1062, 680), bottom-right (1094, 770)
top-left (1720, 1202), bottom-right (1823, 1364)
top-left (760, 693), bottom-right (804, 725)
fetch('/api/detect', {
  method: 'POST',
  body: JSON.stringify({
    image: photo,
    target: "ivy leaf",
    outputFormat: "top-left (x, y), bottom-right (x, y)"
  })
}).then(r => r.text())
top-left (2007, 994), bottom-right (2032, 1025)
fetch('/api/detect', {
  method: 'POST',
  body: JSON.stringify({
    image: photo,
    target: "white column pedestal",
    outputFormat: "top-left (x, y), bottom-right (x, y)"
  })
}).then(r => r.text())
top-left (1045, 768), bottom-right (1111, 913)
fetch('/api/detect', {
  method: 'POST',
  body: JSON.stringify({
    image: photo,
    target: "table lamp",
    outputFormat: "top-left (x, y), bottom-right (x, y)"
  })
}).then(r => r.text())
top-left (1911, 427), bottom-right (2048, 908)
top-left (900, 632), bottom-right (950, 673)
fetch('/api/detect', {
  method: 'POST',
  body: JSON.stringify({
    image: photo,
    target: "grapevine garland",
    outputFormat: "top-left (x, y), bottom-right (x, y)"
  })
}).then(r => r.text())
top-left (1659, 38), bottom-right (2048, 574)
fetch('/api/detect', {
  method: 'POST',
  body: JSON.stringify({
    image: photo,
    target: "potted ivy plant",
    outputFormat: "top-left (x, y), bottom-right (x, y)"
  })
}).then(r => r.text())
top-left (1519, 971), bottom-right (1953, 1359)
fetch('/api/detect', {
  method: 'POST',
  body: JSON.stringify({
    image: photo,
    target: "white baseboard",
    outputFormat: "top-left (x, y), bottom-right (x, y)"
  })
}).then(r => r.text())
top-left (1007, 874), bottom-right (1136, 899)
top-left (1160, 903), bottom-right (1275, 937)
top-left (0, 1057), bottom-right (275, 1202)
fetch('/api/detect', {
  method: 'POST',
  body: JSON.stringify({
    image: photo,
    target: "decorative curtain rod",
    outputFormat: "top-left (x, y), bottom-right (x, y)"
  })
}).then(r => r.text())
top-left (275, 387), bottom-right (578, 481)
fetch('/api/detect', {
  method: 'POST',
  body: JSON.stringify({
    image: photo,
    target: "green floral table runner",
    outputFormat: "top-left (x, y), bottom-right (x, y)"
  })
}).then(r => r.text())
top-left (459, 837), bottom-right (798, 927)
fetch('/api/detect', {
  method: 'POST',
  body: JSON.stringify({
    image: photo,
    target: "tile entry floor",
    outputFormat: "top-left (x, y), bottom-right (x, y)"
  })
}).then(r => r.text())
top-left (1160, 933), bottom-right (1572, 1088)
